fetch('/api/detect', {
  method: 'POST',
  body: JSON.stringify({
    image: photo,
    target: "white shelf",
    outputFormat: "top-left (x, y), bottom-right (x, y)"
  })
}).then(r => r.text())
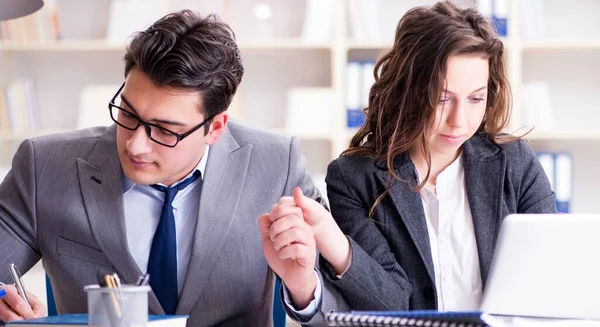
top-left (0, 40), bottom-right (125, 51)
top-left (347, 41), bottom-right (392, 50)
top-left (266, 128), bottom-right (334, 141)
top-left (0, 39), bottom-right (332, 52)
top-left (525, 130), bottom-right (600, 141)
top-left (238, 39), bottom-right (332, 50)
top-left (521, 39), bottom-right (600, 51)
top-left (0, 129), bottom-right (71, 140)
top-left (347, 36), bottom-right (511, 51)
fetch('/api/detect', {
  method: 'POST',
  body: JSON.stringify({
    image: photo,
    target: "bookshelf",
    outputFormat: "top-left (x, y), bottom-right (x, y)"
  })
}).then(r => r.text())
top-left (0, 0), bottom-right (599, 213)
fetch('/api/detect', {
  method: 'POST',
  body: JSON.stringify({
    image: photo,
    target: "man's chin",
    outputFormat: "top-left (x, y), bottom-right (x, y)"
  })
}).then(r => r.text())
top-left (122, 165), bottom-right (161, 186)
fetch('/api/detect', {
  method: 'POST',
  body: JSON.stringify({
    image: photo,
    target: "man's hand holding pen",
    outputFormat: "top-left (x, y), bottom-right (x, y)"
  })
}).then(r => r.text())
top-left (0, 264), bottom-right (47, 322)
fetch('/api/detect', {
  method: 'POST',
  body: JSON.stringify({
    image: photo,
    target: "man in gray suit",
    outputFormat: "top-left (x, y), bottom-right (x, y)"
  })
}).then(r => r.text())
top-left (0, 10), bottom-right (324, 326)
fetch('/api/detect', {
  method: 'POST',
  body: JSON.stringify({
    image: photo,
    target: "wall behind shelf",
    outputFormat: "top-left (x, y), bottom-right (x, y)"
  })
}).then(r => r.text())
top-left (531, 0), bottom-right (600, 39)
top-left (239, 49), bottom-right (331, 130)
top-left (521, 49), bottom-right (600, 133)
top-left (9, 51), bottom-right (124, 130)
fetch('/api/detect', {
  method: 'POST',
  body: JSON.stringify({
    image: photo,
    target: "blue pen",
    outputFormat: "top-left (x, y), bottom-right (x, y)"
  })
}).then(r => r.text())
top-left (0, 288), bottom-right (6, 298)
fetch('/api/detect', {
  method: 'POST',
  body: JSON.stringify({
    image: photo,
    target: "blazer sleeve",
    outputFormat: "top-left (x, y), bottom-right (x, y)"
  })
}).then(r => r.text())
top-left (319, 159), bottom-right (413, 311)
top-left (283, 136), bottom-right (328, 208)
top-left (516, 141), bottom-right (557, 213)
top-left (0, 139), bottom-right (42, 280)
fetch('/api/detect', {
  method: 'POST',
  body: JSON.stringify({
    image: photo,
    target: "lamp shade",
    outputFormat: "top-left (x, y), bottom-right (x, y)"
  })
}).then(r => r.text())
top-left (0, 0), bottom-right (43, 21)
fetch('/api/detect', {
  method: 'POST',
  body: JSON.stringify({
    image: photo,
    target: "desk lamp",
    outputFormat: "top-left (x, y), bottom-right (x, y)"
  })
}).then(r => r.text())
top-left (0, 0), bottom-right (43, 21)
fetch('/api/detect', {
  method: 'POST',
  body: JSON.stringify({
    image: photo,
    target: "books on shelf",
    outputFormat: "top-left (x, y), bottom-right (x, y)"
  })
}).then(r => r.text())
top-left (346, 61), bottom-right (375, 128)
top-left (347, 0), bottom-right (383, 42)
top-left (476, 0), bottom-right (508, 37)
top-left (301, 0), bottom-right (334, 42)
top-left (6, 313), bottom-right (188, 326)
top-left (326, 310), bottom-right (489, 327)
top-left (536, 152), bottom-right (572, 213)
top-left (2, 79), bottom-right (40, 133)
top-left (168, 0), bottom-right (228, 18)
top-left (519, 0), bottom-right (545, 40)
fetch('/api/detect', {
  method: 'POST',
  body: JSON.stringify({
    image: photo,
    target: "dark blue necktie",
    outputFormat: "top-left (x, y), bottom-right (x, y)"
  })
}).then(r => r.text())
top-left (148, 170), bottom-right (201, 314)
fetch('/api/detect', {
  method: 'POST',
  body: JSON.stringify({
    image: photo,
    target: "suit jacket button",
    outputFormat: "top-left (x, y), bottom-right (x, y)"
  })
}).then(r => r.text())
top-left (422, 286), bottom-right (434, 300)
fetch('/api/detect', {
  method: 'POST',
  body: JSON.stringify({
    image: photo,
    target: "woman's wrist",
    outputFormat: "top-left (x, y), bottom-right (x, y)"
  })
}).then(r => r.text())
top-left (314, 220), bottom-right (352, 275)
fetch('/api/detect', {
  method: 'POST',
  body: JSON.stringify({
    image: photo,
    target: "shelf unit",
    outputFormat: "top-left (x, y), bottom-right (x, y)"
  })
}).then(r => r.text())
top-left (1, 0), bottom-right (600, 212)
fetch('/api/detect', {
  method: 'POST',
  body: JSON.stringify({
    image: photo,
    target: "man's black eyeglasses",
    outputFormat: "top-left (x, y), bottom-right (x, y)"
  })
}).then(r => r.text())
top-left (108, 82), bottom-right (215, 148)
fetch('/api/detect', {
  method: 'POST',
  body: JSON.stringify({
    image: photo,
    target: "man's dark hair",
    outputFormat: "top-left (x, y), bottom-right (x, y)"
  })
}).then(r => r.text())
top-left (124, 10), bottom-right (244, 120)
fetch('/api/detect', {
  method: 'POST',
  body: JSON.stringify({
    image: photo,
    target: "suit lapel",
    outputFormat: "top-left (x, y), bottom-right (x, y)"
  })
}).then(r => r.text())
top-left (462, 134), bottom-right (505, 287)
top-left (176, 128), bottom-right (252, 314)
top-left (76, 125), bottom-right (163, 314)
top-left (375, 154), bottom-right (435, 283)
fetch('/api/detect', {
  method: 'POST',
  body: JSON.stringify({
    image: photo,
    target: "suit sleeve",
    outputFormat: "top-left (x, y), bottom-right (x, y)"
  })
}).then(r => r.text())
top-left (0, 139), bottom-right (42, 280)
top-left (319, 159), bottom-right (413, 311)
top-left (516, 141), bottom-right (557, 213)
top-left (283, 136), bottom-right (327, 208)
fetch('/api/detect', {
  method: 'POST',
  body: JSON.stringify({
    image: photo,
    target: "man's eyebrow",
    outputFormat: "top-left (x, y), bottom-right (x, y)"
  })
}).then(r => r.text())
top-left (120, 95), bottom-right (138, 114)
top-left (120, 94), bottom-right (186, 127)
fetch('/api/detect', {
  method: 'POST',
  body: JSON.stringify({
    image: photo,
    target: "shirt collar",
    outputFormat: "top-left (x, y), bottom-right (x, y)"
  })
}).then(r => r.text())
top-left (415, 151), bottom-right (463, 185)
top-left (122, 145), bottom-right (210, 193)
top-left (436, 152), bottom-right (463, 184)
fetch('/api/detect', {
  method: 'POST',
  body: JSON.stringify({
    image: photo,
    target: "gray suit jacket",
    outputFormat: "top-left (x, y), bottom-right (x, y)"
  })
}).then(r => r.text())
top-left (317, 133), bottom-right (556, 314)
top-left (0, 121), bottom-right (324, 326)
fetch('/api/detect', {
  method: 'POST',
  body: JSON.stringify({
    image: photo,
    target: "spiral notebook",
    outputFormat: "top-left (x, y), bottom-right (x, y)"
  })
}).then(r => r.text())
top-left (326, 310), bottom-right (490, 327)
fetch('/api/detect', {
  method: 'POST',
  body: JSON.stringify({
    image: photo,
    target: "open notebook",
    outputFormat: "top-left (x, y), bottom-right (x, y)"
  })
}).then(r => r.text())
top-left (326, 310), bottom-right (488, 326)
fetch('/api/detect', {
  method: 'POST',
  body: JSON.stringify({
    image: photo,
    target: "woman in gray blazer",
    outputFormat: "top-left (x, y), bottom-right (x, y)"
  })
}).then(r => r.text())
top-left (264, 0), bottom-right (557, 321)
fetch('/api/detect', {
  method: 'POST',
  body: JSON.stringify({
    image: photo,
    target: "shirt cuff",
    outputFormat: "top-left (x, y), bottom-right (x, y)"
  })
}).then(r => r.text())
top-left (282, 270), bottom-right (323, 319)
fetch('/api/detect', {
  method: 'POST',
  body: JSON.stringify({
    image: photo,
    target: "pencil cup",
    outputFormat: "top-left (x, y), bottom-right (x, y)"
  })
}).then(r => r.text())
top-left (85, 284), bottom-right (151, 327)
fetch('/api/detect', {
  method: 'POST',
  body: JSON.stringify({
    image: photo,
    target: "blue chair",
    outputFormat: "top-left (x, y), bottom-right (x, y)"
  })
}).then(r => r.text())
top-left (45, 275), bottom-right (57, 316)
top-left (46, 275), bottom-right (287, 326)
top-left (273, 277), bottom-right (286, 327)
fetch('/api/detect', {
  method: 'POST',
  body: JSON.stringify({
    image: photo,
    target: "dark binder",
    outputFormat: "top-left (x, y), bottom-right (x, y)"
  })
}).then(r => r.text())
top-left (326, 310), bottom-right (490, 327)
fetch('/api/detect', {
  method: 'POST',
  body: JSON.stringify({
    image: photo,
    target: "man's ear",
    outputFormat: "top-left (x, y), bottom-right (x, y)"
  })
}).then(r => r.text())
top-left (204, 112), bottom-right (229, 145)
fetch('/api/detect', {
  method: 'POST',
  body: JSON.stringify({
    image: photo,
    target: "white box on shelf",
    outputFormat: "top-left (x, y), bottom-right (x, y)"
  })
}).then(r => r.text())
top-left (106, 0), bottom-right (169, 44)
top-left (285, 87), bottom-right (334, 136)
top-left (78, 85), bottom-right (120, 129)
top-left (522, 81), bottom-right (555, 131)
top-left (519, 0), bottom-right (545, 40)
top-left (301, 0), bottom-right (334, 43)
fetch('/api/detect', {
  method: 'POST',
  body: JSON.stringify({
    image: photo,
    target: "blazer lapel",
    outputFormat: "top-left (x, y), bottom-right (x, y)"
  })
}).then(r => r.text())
top-left (375, 154), bottom-right (435, 283)
top-left (462, 134), bottom-right (505, 287)
top-left (76, 125), bottom-right (163, 314)
top-left (176, 127), bottom-right (252, 314)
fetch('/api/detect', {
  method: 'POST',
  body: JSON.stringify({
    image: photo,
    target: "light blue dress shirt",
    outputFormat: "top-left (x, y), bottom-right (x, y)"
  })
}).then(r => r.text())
top-left (123, 146), bottom-right (209, 296)
top-left (122, 144), bottom-right (321, 316)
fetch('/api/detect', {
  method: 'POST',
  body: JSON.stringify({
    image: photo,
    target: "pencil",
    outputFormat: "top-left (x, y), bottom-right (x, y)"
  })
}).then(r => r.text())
top-left (104, 274), bottom-right (122, 318)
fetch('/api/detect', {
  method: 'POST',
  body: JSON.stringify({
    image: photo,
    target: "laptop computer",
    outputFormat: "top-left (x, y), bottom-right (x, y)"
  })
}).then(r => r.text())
top-left (480, 213), bottom-right (600, 320)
